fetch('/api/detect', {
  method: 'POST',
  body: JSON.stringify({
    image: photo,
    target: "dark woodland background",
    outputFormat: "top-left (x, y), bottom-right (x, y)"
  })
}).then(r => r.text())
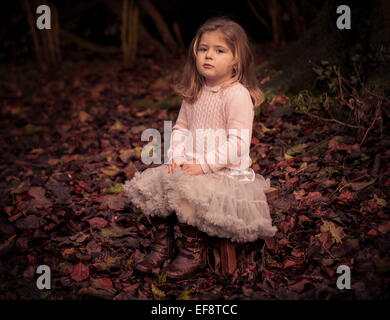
top-left (0, 0), bottom-right (389, 301)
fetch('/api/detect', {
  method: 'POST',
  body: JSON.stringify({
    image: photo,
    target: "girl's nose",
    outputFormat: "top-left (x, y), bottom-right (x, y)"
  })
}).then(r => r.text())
top-left (205, 50), bottom-right (213, 59)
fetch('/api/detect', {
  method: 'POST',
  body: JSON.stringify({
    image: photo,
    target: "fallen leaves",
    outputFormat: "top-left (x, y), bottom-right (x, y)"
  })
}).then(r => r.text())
top-left (119, 148), bottom-right (142, 163)
top-left (108, 183), bottom-right (124, 194)
top-left (284, 143), bottom-right (308, 159)
top-left (79, 111), bottom-right (92, 123)
top-left (337, 190), bottom-right (356, 204)
top-left (288, 279), bottom-right (311, 293)
top-left (327, 136), bottom-right (360, 154)
top-left (151, 283), bottom-right (165, 298)
top-left (377, 221), bottom-right (390, 234)
top-left (283, 259), bottom-right (305, 269)
top-left (47, 183), bottom-right (71, 203)
top-left (279, 221), bottom-right (289, 234)
top-left (87, 217), bottom-right (109, 229)
top-left (264, 237), bottom-right (277, 252)
top-left (110, 120), bottom-right (124, 131)
top-left (293, 189), bottom-right (306, 200)
top-left (305, 191), bottom-right (327, 205)
top-left (92, 254), bottom-right (122, 271)
top-left (70, 262), bottom-right (89, 282)
top-left (374, 194), bottom-right (387, 207)
top-left (77, 278), bottom-right (116, 299)
top-left (327, 135), bottom-right (346, 152)
top-left (69, 231), bottom-right (89, 243)
top-left (10, 181), bottom-right (28, 195)
top-left (177, 289), bottom-right (194, 300)
top-left (293, 190), bottom-right (328, 206)
top-left (15, 215), bottom-right (41, 230)
top-left (349, 178), bottom-right (377, 191)
top-left (1, 47), bottom-right (389, 301)
top-left (330, 238), bottom-right (360, 258)
top-left (96, 278), bottom-right (113, 288)
top-left (28, 186), bottom-right (52, 210)
top-left (0, 234), bottom-right (16, 257)
top-left (61, 154), bottom-right (79, 163)
top-left (99, 195), bottom-right (127, 211)
top-left (319, 220), bottom-right (345, 244)
top-left (62, 247), bottom-right (75, 258)
top-left (101, 165), bottom-right (122, 177)
top-left (24, 123), bottom-right (43, 135)
top-left (123, 282), bottom-right (141, 292)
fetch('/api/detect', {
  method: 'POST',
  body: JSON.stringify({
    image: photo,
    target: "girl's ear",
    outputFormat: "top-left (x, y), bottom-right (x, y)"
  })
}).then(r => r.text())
top-left (232, 61), bottom-right (238, 75)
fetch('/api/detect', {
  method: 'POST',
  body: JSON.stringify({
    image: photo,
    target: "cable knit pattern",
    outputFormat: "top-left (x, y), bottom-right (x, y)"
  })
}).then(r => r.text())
top-left (124, 81), bottom-right (278, 243)
top-left (167, 82), bottom-right (254, 175)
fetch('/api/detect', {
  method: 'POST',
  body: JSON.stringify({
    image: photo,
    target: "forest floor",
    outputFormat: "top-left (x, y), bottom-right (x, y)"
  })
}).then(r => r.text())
top-left (0, 47), bottom-right (389, 300)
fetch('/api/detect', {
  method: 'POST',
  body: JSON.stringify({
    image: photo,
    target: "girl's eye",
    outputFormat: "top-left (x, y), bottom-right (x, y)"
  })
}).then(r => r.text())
top-left (199, 48), bottom-right (207, 52)
top-left (217, 49), bottom-right (224, 53)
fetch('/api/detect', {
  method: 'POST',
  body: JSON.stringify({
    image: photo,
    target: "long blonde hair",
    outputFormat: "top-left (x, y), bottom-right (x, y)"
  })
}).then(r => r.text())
top-left (174, 17), bottom-right (264, 108)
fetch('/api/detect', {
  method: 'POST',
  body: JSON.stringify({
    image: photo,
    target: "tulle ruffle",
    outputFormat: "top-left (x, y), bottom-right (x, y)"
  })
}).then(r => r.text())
top-left (123, 165), bottom-right (277, 243)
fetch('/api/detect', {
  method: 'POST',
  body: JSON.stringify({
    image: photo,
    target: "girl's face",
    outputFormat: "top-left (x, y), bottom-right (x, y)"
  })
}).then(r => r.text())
top-left (195, 31), bottom-right (235, 87)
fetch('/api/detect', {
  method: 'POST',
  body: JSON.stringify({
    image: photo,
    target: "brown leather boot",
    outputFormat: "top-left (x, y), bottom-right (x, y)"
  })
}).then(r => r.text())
top-left (134, 216), bottom-right (176, 274)
top-left (162, 223), bottom-right (207, 280)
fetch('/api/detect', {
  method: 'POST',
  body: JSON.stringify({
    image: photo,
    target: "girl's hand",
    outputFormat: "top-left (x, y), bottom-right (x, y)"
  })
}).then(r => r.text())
top-left (182, 163), bottom-right (204, 175)
top-left (167, 158), bottom-right (182, 174)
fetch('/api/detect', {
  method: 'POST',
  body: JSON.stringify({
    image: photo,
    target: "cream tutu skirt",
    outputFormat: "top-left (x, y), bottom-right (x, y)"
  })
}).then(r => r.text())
top-left (123, 165), bottom-right (277, 243)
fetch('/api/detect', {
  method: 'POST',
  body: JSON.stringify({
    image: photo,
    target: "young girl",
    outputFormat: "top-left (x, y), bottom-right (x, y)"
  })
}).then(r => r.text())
top-left (124, 17), bottom-right (277, 279)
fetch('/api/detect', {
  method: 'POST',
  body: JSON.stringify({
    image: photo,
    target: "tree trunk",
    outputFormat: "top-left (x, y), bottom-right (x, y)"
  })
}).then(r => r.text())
top-left (22, 0), bottom-right (61, 70)
top-left (268, 0), bottom-right (282, 44)
top-left (121, 0), bottom-right (139, 67)
top-left (289, 0), bottom-right (307, 38)
top-left (97, 0), bottom-right (171, 56)
top-left (137, 0), bottom-right (178, 53)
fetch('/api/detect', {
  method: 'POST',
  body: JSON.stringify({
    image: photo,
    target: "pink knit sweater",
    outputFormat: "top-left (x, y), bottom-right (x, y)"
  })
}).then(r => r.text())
top-left (167, 81), bottom-right (255, 176)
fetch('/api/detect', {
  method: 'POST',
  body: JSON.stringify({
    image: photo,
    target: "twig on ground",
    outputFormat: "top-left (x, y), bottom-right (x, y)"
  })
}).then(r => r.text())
top-left (359, 97), bottom-right (383, 146)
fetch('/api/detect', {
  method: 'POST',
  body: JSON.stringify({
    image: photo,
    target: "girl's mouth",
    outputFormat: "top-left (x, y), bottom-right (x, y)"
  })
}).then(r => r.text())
top-left (203, 64), bottom-right (213, 68)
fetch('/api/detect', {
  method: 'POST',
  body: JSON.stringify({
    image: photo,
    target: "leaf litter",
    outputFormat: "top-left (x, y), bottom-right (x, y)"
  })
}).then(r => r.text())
top-left (0, 56), bottom-right (389, 300)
